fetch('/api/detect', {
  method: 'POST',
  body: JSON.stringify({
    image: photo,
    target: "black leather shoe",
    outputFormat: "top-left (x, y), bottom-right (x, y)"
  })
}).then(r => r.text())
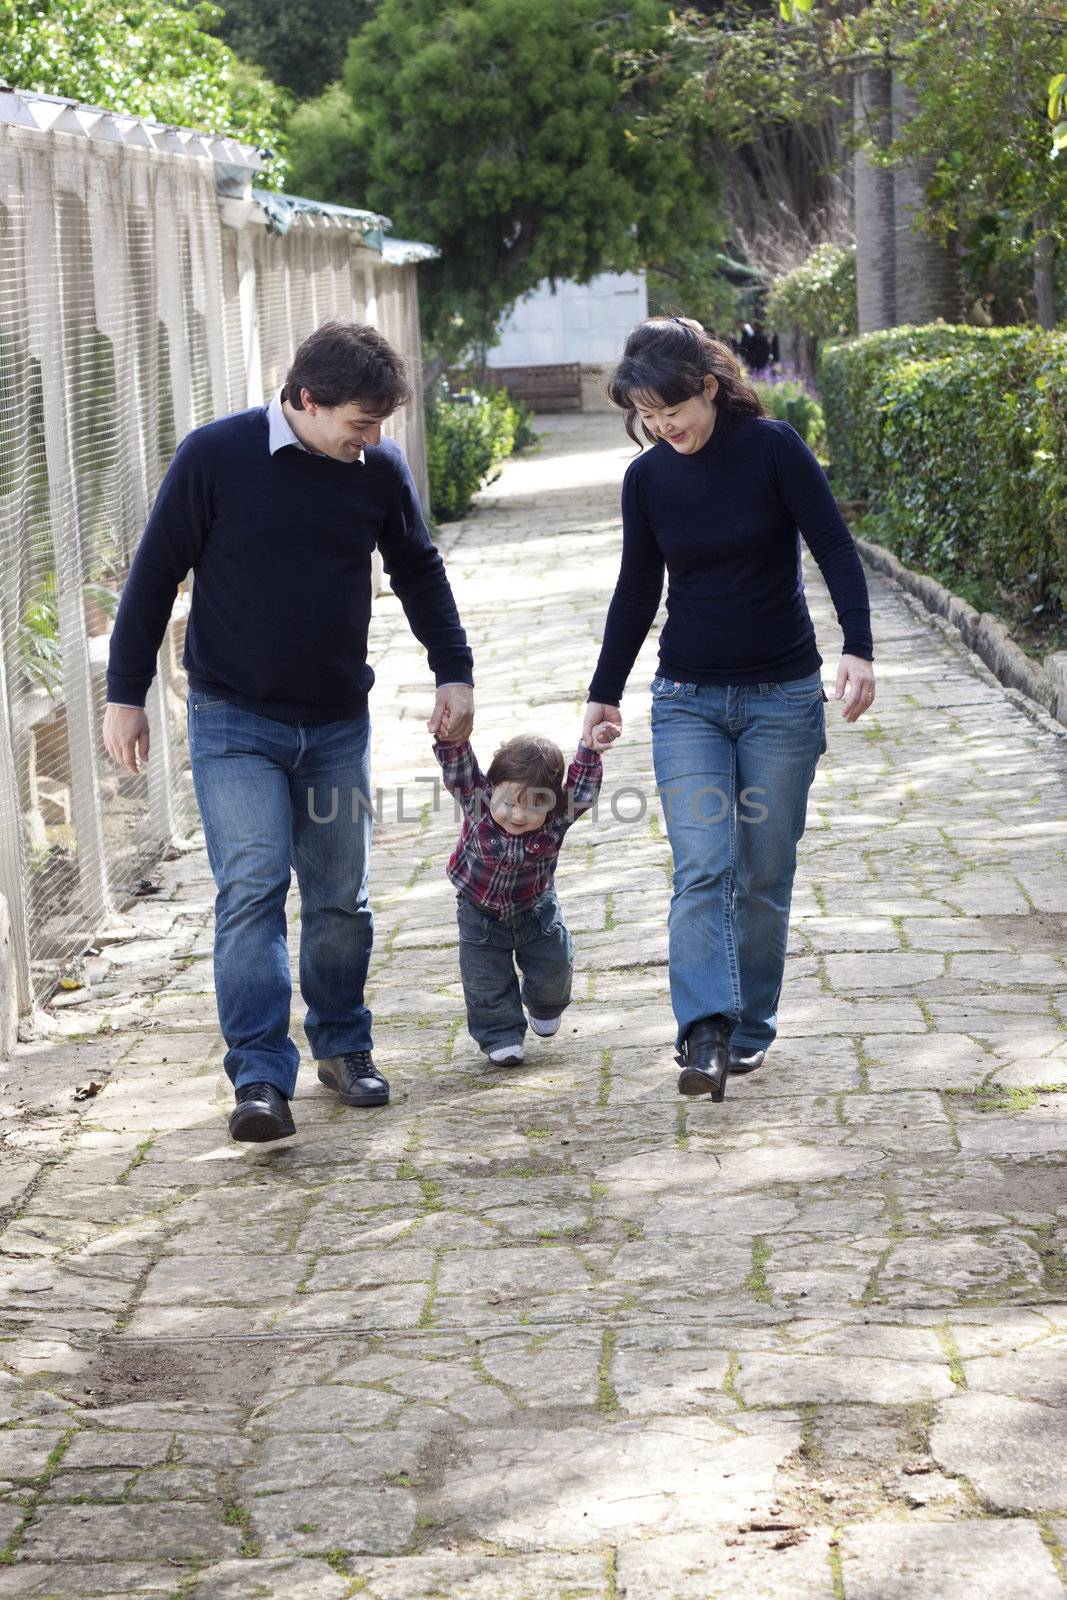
top-left (729, 1047), bottom-right (766, 1075)
top-left (229, 1082), bottom-right (296, 1142)
top-left (317, 1052), bottom-right (390, 1107)
top-left (675, 1016), bottom-right (731, 1102)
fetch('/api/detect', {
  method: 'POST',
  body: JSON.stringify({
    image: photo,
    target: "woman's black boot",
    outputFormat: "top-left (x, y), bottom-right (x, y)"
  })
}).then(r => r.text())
top-left (675, 1015), bottom-right (731, 1101)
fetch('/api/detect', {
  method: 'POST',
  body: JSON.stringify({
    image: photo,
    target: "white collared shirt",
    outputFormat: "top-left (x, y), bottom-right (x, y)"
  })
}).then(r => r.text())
top-left (267, 390), bottom-right (364, 464)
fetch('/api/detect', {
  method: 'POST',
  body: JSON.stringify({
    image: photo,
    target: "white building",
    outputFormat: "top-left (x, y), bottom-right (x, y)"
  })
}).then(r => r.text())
top-left (486, 272), bottom-right (648, 410)
top-left (488, 271), bottom-right (648, 367)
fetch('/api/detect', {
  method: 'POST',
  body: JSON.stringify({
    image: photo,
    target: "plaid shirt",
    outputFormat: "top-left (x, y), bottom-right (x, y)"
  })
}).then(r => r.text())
top-left (432, 737), bottom-right (603, 919)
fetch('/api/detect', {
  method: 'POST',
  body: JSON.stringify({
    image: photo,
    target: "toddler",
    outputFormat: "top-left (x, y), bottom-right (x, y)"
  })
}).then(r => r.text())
top-left (432, 721), bottom-right (616, 1064)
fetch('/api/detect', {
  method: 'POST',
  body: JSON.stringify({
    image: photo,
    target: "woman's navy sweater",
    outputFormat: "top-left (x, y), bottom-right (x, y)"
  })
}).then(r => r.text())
top-left (588, 409), bottom-right (873, 706)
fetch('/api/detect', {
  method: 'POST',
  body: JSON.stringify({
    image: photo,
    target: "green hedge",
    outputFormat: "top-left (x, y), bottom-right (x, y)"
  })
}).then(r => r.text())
top-left (819, 325), bottom-right (1067, 608)
top-left (751, 378), bottom-right (827, 459)
top-left (426, 386), bottom-right (537, 522)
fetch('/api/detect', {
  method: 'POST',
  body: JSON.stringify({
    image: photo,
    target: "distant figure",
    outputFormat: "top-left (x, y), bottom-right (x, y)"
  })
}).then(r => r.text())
top-left (746, 322), bottom-right (772, 371)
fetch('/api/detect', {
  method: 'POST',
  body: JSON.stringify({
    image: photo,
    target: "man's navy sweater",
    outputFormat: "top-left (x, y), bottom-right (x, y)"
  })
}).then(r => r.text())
top-left (107, 407), bottom-right (473, 724)
top-left (588, 409), bottom-right (873, 706)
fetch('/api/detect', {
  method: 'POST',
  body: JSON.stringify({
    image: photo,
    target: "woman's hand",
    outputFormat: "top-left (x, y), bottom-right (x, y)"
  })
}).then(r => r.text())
top-left (583, 701), bottom-right (622, 748)
top-left (836, 656), bottom-right (876, 723)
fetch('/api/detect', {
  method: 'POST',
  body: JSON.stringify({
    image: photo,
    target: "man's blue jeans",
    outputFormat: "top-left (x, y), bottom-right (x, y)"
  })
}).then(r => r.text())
top-left (187, 694), bottom-right (373, 1098)
top-left (456, 888), bottom-right (574, 1053)
top-left (651, 672), bottom-right (827, 1052)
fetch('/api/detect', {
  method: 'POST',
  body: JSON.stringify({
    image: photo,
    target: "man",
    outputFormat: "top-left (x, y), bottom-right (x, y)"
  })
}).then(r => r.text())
top-left (103, 320), bottom-right (474, 1143)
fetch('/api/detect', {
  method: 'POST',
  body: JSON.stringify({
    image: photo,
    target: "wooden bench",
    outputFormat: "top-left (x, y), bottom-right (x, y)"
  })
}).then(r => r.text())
top-left (487, 363), bottom-right (583, 412)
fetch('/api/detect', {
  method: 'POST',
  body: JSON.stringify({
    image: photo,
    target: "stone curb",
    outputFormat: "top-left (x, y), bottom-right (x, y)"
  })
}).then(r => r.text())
top-left (854, 535), bottom-right (1067, 730)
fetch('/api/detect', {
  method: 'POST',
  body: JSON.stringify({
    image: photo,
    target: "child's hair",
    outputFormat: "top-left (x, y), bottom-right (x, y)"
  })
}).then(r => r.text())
top-left (487, 734), bottom-right (566, 813)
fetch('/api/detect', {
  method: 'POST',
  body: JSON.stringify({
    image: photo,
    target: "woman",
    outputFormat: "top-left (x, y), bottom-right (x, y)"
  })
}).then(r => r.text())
top-left (583, 316), bottom-right (875, 1103)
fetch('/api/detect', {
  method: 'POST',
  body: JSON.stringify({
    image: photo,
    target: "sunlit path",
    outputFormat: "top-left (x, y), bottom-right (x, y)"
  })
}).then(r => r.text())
top-left (2, 413), bottom-right (1065, 1597)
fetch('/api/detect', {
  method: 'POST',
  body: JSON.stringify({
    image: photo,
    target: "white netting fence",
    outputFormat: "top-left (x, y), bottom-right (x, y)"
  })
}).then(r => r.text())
top-left (0, 115), bottom-right (429, 1019)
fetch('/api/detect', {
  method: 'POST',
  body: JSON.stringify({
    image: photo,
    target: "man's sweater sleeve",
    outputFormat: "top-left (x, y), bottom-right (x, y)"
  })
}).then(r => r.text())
top-left (378, 449), bottom-right (474, 688)
top-left (106, 436), bottom-right (213, 707)
top-left (587, 461), bottom-right (666, 706)
top-left (769, 422), bottom-right (874, 661)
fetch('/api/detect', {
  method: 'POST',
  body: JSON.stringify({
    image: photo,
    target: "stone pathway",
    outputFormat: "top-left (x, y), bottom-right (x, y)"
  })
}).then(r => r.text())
top-left (2, 412), bottom-right (1066, 1599)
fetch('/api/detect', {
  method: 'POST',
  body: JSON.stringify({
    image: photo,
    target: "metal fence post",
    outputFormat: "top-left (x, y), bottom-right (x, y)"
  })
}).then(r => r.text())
top-left (26, 157), bottom-right (114, 925)
top-left (0, 631), bottom-right (36, 1016)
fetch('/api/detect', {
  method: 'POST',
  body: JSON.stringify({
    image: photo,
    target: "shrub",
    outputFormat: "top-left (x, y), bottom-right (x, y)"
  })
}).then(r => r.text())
top-left (818, 323), bottom-right (1030, 501)
top-left (819, 324), bottom-right (1067, 612)
top-left (751, 376), bottom-right (827, 459)
top-left (426, 385), bottom-right (536, 522)
top-left (765, 244), bottom-right (858, 344)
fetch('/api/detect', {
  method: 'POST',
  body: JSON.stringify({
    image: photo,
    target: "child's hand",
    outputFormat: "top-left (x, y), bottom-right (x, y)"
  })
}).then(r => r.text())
top-left (589, 721), bottom-right (620, 754)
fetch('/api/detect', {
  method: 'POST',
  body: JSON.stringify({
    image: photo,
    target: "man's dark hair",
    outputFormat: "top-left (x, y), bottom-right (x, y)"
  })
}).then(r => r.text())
top-left (487, 734), bottom-right (566, 814)
top-left (283, 320), bottom-right (414, 414)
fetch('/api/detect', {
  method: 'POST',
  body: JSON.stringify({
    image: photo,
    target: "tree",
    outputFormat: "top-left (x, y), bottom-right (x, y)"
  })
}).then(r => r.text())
top-left (615, 6), bottom-right (855, 286)
top-left (289, 0), bottom-right (723, 358)
top-left (286, 83), bottom-right (364, 203)
top-left (1, 0), bottom-right (288, 182)
top-left (212, 0), bottom-right (378, 100)
top-left (776, 0), bottom-right (1066, 326)
top-left (884, 0), bottom-right (1067, 329)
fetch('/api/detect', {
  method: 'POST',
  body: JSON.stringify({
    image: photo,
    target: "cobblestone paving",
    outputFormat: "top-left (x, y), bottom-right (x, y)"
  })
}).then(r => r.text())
top-left (2, 412), bottom-right (1066, 1598)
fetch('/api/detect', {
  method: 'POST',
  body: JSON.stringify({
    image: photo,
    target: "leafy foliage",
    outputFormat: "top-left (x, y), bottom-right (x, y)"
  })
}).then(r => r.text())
top-left (1, 0), bottom-right (289, 183)
top-left (289, 0), bottom-right (721, 358)
top-left (285, 83), bottom-right (364, 204)
top-left (765, 244), bottom-right (857, 343)
top-left (631, 0), bottom-right (1067, 319)
top-left (211, 0), bottom-right (377, 100)
top-left (426, 386), bottom-right (537, 522)
top-left (820, 326), bottom-right (1067, 612)
top-left (750, 376), bottom-right (826, 458)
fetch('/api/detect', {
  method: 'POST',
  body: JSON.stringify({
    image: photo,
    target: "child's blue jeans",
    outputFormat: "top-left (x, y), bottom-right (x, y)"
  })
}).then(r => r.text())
top-left (456, 888), bottom-right (574, 1053)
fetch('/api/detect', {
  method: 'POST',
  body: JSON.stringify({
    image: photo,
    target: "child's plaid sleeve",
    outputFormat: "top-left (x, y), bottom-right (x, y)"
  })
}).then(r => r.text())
top-left (432, 738), bottom-right (488, 820)
top-left (562, 741), bottom-right (603, 824)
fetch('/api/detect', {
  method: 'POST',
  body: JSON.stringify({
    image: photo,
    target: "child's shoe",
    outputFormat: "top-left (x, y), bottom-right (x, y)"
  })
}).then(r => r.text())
top-left (487, 1042), bottom-right (525, 1066)
top-left (528, 1015), bottom-right (560, 1038)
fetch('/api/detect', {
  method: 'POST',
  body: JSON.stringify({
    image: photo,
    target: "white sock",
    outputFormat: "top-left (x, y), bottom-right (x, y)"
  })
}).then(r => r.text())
top-left (528, 1015), bottom-right (560, 1037)
top-left (488, 1043), bottom-right (525, 1064)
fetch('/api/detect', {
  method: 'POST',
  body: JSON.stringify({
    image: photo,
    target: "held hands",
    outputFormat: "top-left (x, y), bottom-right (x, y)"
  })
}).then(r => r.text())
top-left (586, 720), bottom-right (621, 754)
top-left (836, 655), bottom-right (876, 723)
top-left (583, 701), bottom-right (622, 753)
top-left (103, 704), bottom-right (150, 774)
top-left (427, 683), bottom-right (475, 744)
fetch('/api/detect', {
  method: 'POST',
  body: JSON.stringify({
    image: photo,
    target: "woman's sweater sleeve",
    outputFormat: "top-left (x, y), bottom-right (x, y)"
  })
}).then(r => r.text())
top-left (587, 462), bottom-right (666, 706)
top-left (770, 422), bottom-right (874, 662)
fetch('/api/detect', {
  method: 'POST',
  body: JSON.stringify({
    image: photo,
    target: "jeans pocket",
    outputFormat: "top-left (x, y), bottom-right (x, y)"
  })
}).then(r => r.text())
top-left (457, 900), bottom-right (493, 945)
top-left (532, 896), bottom-right (563, 939)
top-left (188, 694), bottom-right (228, 713)
top-left (650, 676), bottom-right (695, 701)
top-left (769, 674), bottom-right (824, 706)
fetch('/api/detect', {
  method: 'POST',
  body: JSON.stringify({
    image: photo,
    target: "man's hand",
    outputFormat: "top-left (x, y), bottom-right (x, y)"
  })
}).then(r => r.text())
top-left (103, 704), bottom-right (150, 774)
top-left (583, 701), bottom-right (622, 749)
top-left (835, 655), bottom-right (876, 724)
top-left (428, 683), bottom-right (475, 743)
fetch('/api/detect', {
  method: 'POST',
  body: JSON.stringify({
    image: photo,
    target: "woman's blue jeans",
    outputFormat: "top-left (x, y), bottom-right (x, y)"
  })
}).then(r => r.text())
top-left (187, 693), bottom-right (374, 1098)
top-left (651, 671), bottom-right (827, 1052)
